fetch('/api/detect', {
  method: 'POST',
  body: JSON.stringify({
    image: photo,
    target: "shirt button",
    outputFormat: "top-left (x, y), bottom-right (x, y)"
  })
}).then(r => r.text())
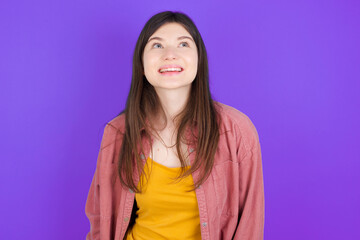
top-left (140, 153), bottom-right (145, 159)
top-left (189, 148), bottom-right (194, 153)
top-left (202, 222), bottom-right (207, 227)
top-left (124, 217), bottom-right (129, 222)
top-left (198, 185), bottom-right (201, 189)
top-left (129, 189), bottom-right (134, 193)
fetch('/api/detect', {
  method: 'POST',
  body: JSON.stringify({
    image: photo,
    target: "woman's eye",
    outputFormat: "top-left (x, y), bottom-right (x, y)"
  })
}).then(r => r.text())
top-left (153, 43), bottom-right (162, 48)
top-left (180, 42), bottom-right (189, 47)
top-left (151, 42), bottom-right (189, 49)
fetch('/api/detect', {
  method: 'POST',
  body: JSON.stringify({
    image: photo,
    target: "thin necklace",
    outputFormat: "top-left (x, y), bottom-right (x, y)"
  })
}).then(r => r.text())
top-left (156, 135), bottom-right (177, 149)
top-left (152, 129), bottom-right (177, 149)
top-left (151, 133), bottom-right (191, 166)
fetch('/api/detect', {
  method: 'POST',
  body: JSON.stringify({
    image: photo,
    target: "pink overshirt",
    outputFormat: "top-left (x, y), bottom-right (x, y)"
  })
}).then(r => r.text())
top-left (85, 102), bottom-right (265, 240)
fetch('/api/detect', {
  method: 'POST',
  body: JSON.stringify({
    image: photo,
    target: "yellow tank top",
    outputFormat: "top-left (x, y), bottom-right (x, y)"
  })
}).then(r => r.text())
top-left (125, 157), bottom-right (201, 240)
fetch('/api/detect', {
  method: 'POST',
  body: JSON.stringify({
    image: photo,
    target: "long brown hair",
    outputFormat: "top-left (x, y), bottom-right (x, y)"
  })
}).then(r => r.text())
top-left (118, 11), bottom-right (220, 193)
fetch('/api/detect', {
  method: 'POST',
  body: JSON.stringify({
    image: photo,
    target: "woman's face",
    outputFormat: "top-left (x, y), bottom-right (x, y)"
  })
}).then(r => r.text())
top-left (142, 22), bottom-right (198, 92)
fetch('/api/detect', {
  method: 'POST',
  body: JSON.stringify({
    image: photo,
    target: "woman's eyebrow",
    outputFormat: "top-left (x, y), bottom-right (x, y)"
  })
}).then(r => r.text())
top-left (147, 36), bottom-right (194, 43)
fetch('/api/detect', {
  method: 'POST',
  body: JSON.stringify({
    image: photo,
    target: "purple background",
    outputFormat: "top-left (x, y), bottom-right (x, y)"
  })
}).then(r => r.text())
top-left (1, 0), bottom-right (359, 239)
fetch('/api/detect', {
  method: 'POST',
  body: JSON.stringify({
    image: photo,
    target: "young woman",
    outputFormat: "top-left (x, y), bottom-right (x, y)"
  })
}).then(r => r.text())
top-left (85, 11), bottom-right (265, 240)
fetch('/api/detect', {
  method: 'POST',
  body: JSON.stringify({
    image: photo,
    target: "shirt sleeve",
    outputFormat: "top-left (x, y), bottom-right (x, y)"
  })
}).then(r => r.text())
top-left (85, 123), bottom-right (116, 240)
top-left (233, 119), bottom-right (265, 240)
top-left (85, 144), bottom-right (102, 240)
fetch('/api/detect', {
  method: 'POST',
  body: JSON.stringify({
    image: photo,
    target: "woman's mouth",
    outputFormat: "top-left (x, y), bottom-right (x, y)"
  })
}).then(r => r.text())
top-left (158, 67), bottom-right (184, 76)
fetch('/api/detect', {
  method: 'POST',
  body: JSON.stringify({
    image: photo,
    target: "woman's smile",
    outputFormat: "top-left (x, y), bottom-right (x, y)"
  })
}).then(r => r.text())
top-left (159, 67), bottom-right (184, 76)
top-left (158, 64), bottom-right (184, 76)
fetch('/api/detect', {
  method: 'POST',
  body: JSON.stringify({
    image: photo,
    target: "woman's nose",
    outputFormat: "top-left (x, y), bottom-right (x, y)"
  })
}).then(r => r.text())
top-left (163, 47), bottom-right (178, 60)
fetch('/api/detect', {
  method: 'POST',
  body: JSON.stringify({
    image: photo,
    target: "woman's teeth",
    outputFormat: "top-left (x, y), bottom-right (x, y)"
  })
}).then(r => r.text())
top-left (159, 67), bottom-right (182, 73)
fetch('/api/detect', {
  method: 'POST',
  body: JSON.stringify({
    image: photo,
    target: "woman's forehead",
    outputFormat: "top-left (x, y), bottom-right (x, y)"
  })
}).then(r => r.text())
top-left (149, 23), bottom-right (193, 41)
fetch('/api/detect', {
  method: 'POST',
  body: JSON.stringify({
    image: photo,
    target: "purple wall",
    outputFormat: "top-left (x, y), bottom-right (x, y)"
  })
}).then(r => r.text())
top-left (1, 0), bottom-right (359, 239)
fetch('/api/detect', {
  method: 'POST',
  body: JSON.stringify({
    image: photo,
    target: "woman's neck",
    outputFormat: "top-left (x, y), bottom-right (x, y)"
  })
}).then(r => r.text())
top-left (154, 86), bottom-right (190, 128)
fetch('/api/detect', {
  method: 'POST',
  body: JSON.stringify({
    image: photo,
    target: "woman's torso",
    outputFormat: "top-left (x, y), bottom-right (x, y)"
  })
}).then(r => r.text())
top-left (125, 155), bottom-right (201, 239)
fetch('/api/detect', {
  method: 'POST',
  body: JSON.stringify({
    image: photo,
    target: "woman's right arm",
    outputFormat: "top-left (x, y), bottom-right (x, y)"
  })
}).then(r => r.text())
top-left (85, 123), bottom-right (119, 240)
top-left (85, 147), bottom-right (102, 240)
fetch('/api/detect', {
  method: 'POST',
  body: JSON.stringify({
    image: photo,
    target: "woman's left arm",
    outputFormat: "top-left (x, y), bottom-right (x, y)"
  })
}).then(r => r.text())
top-left (233, 119), bottom-right (265, 240)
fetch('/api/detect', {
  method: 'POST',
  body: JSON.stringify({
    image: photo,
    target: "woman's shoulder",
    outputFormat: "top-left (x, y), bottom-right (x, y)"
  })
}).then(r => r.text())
top-left (214, 101), bottom-right (251, 122)
top-left (214, 101), bottom-right (256, 128)
top-left (107, 112), bottom-right (126, 132)
top-left (98, 113), bottom-right (126, 150)
top-left (214, 101), bottom-right (260, 150)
